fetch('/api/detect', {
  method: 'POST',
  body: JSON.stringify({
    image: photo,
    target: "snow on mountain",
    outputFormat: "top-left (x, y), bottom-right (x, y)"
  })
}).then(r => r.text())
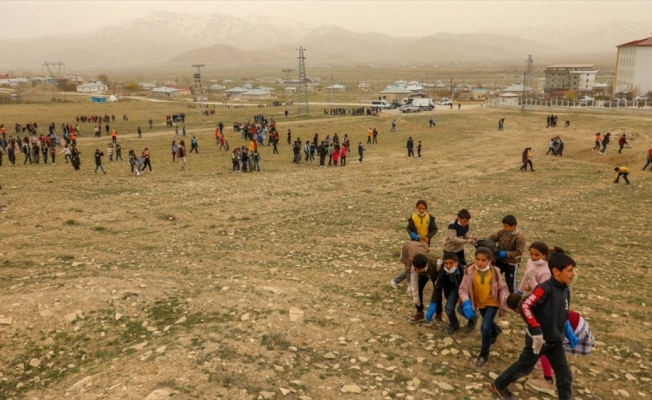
top-left (481, 20), bottom-right (652, 54)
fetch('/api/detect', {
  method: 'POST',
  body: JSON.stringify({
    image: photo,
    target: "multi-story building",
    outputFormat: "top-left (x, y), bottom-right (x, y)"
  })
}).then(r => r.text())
top-left (615, 36), bottom-right (652, 95)
top-left (544, 64), bottom-right (597, 93)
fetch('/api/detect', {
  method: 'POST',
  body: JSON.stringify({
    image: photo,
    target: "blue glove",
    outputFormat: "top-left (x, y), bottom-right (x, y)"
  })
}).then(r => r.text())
top-left (425, 303), bottom-right (437, 322)
top-left (410, 232), bottom-right (420, 241)
top-left (498, 250), bottom-right (507, 259)
top-left (462, 300), bottom-right (475, 320)
top-left (516, 289), bottom-right (523, 295)
top-left (565, 321), bottom-right (578, 348)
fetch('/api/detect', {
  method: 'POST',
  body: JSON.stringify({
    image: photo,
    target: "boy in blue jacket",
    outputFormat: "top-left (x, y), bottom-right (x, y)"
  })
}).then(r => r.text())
top-left (490, 251), bottom-right (577, 400)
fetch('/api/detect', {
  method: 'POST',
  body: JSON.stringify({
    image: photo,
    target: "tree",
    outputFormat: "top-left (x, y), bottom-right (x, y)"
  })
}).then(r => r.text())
top-left (563, 90), bottom-right (577, 100)
top-left (97, 74), bottom-right (109, 84)
top-left (124, 82), bottom-right (139, 92)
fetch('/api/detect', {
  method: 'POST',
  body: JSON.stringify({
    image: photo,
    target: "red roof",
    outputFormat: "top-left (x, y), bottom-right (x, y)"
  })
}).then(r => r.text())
top-left (617, 37), bottom-right (652, 47)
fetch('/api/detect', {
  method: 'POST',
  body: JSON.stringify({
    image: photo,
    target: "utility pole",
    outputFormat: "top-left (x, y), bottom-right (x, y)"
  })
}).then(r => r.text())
top-left (42, 61), bottom-right (66, 87)
top-left (521, 71), bottom-right (526, 112)
top-left (450, 77), bottom-right (453, 98)
top-left (192, 64), bottom-right (205, 101)
top-left (297, 47), bottom-right (309, 116)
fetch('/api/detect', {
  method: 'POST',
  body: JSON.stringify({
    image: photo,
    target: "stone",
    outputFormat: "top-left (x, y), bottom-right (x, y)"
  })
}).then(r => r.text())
top-left (71, 262), bottom-right (83, 267)
top-left (174, 316), bottom-right (187, 324)
top-left (39, 310), bottom-right (53, 318)
top-left (450, 348), bottom-right (459, 355)
top-left (409, 378), bottom-right (421, 388)
top-left (115, 313), bottom-right (122, 321)
top-left (417, 357), bottom-right (425, 364)
top-left (143, 389), bottom-right (173, 400)
top-left (274, 365), bottom-right (285, 372)
top-left (259, 391), bottom-right (276, 399)
top-left (323, 352), bottom-right (336, 359)
top-left (155, 346), bottom-right (167, 354)
top-left (341, 384), bottom-right (362, 394)
top-left (29, 358), bottom-right (41, 368)
top-left (289, 307), bottom-right (304, 322)
top-left (436, 381), bottom-right (454, 391)
top-left (618, 389), bottom-right (630, 398)
top-left (385, 366), bottom-right (396, 372)
top-left (488, 372), bottom-right (499, 380)
top-left (443, 337), bottom-right (454, 346)
top-left (64, 310), bottom-right (83, 323)
top-left (462, 350), bottom-right (471, 357)
top-left (289, 380), bottom-right (303, 386)
top-left (124, 341), bottom-right (148, 351)
top-left (67, 376), bottom-right (93, 392)
top-left (358, 356), bottom-right (369, 362)
top-left (241, 313), bottom-right (250, 322)
top-left (280, 388), bottom-right (290, 395)
top-left (625, 373), bottom-right (637, 381)
top-left (0, 317), bottom-right (13, 325)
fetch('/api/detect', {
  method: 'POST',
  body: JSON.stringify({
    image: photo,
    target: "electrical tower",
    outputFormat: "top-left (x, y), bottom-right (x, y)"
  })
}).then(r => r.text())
top-left (525, 55), bottom-right (534, 93)
top-left (297, 47), bottom-right (309, 116)
top-left (192, 63), bottom-right (205, 99)
top-left (42, 61), bottom-right (66, 87)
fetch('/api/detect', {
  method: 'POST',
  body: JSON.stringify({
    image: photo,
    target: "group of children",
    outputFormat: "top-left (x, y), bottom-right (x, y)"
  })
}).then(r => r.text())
top-left (393, 201), bottom-right (594, 399)
top-left (545, 137), bottom-right (565, 157)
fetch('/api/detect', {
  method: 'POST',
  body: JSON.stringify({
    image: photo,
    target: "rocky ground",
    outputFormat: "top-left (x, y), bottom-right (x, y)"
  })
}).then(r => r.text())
top-left (0, 104), bottom-right (651, 399)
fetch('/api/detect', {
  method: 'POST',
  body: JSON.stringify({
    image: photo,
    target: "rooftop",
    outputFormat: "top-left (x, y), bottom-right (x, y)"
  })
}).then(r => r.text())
top-left (617, 36), bottom-right (652, 47)
top-left (545, 64), bottom-right (595, 69)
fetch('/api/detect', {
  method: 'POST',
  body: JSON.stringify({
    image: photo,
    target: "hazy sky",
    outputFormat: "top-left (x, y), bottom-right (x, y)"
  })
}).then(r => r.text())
top-left (4, 0), bottom-right (652, 39)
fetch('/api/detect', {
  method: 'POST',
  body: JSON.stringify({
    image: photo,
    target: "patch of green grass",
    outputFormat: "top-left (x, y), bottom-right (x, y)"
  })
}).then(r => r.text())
top-left (64, 219), bottom-right (77, 225)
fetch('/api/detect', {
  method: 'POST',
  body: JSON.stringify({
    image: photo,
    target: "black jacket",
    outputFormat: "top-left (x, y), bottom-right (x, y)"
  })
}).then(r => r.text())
top-left (94, 151), bottom-right (104, 166)
top-left (519, 278), bottom-right (570, 344)
top-left (432, 267), bottom-right (464, 305)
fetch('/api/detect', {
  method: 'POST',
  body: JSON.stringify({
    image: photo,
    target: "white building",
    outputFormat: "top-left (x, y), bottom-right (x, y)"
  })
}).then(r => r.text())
top-left (544, 64), bottom-right (597, 93)
top-left (242, 89), bottom-right (272, 100)
top-left (326, 84), bottom-right (346, 92)
top-left (150, 86), bottom-right (180, 98)
top-left (615, 36), bottom-right (652, 95)
top-left (76, 81), bottom-right (108, 93)
top-left (224, 87), bottom-right (249, 97)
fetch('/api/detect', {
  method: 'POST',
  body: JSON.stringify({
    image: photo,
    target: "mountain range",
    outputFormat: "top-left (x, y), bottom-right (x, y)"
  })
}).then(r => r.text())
top-left (0, 12), bottom-right (650, 71)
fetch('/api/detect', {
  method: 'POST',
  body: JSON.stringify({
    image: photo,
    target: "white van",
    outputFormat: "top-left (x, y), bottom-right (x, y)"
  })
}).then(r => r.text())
top-left (370, 100), bottom-right (391, 109)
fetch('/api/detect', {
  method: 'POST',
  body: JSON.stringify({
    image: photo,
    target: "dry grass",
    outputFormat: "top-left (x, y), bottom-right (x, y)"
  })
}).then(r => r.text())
top-left (0, 100), bottom-right (651, 399)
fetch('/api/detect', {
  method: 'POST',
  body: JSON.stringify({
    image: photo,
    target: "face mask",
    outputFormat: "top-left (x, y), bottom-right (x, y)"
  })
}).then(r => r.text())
top-left (532, 259), bottom-right (546, 267)
top-left (475, 264), bottom-right (490, 272)
top-left (445, 266), bottom-right (458, 274)
top-left (417, 211), bottom-right (426, 217)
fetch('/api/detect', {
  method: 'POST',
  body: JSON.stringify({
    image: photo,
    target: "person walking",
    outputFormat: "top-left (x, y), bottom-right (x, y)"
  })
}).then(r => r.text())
top-left (642, 147), bottom-right (652, 171)
top-left (358, 142), bottom-right (365, 163)
top-left (599, 132), bottom-right (611, 154)
top-left (520, 147), bottom-right (534, 171)
top-left (190, 135), bottom-right (199, 154)
top-left (94, 149), bottom-right (106, 174)
top-left (142, 148), bottom-right (153, 173)
top-left (178, 140), bottom-right (187, 170)
top-left (592, 132), bottom-right (601, 151)
top-left (618, 134), bottom-right (628, 153)
top-left (429, 117), bottom-right (435, 128)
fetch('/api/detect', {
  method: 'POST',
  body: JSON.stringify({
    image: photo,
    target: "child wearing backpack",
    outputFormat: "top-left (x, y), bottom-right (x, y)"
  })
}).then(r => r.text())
top-left (458, 246), bottom-right (509, 367)
top-left (443, 208), bottom-right (475, 267)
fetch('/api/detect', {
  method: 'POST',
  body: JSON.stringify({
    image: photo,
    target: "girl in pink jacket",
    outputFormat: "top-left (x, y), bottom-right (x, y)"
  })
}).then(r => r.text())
top-left (458, 246), bottom-right (509, 367)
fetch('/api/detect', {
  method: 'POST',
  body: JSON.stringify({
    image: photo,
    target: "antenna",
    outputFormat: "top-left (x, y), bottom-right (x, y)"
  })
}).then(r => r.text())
top-left (297, 47), bottom-right (309, 116)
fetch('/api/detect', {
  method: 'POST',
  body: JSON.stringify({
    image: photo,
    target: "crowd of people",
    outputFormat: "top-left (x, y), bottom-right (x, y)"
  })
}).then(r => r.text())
top-left (391, 201), bottom-right (594, 398)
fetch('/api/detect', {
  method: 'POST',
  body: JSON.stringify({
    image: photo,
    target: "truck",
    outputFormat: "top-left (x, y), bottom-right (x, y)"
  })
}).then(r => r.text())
top-left (407, 97), bottom-right (435, 110)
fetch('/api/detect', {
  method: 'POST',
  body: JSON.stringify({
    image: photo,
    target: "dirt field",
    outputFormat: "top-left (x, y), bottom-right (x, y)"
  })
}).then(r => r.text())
top-left (0, 101), bottom-right (651, 400)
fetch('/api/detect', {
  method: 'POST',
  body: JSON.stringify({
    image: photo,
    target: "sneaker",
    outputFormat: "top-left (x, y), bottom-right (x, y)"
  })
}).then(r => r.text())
top-left (445, 324), bottom-right (460, 335)
top-left (409, 312), bottom-right (425, 324)
top-left (467, 316), bottom-right (477, 332)
top-left (527, 378), bottom-right (556, 396)
top-left (475, 353), bottom-right (488, 367)
top-left (491, 327), bottom-right (503, 344)
top-left (432, 315), bottom-right (446, 327)
top-left (390, 279), bottom-right (398, 290)
top-left (489, 382), bottom-right (516, 400)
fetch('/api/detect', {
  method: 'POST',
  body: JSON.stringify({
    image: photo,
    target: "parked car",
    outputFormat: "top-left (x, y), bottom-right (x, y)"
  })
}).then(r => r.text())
top-left (389, 99), bottom-right (402, 109)
top-left (370, 100), bottom-right (391, 109)
top-left (579, 96), bottom-right (594, 106)
top-left (635, 95), bottom-right (650, 101)
top-left (439, 97), bottom-right (452, 105)
top-left (399, 104), bottom-right (421, 113)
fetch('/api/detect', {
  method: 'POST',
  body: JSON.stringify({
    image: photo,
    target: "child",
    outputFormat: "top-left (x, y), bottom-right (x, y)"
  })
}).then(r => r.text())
top-left (518, 242), bottom-right (552, 296)
top-left (408, 251), bottom-right (441, 324)
top-left (357, 142), bottom-right (365, 163)
top-left (614, 166), bottom-right (630, 184)
top-left (391, 239), bottom-right (430, 290)
top-left (417, 141), bottom-right (422, 158)
top-left (618, 134), bottom-right (628, 153)
top-left (442, 208), bottom-right (475, 267)
top-left (520, 147), bottom-right (534, 171)
top-left (592, 132), bottom-right (601, 151)
top-left (428, 252), bottom-right (464, 333)
top-left (406, 200), bottom-right (438, 245)
top-left (489, 215), bottom-right (526, 294)
top-left (458, 247), bottom-right (509, 366)
top-left (94, 149), bottom-right (106, 174)
top-left (599, 132), bottom-right (611, 154)
top-left (490, 251), bottom-right (576, 400)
